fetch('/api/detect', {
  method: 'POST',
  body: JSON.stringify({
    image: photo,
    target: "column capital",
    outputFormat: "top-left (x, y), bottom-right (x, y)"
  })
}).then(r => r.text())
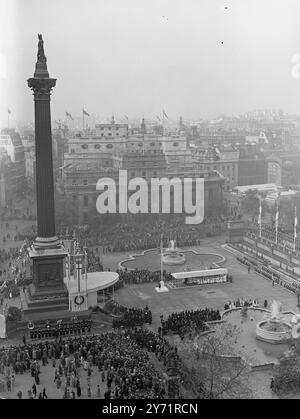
top-left (27, 77), bottom-right (56, 99)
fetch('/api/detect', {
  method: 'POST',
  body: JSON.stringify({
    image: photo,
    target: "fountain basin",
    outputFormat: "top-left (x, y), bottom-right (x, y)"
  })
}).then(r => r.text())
top-left (161, 250), bottom-right (186, 266)
top-left (256, 320), bottom-right (292, 344)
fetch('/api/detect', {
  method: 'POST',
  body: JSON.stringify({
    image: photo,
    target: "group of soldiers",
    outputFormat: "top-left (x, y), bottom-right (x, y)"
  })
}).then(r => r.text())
top-left (28, 319), bottom-right (92, 340)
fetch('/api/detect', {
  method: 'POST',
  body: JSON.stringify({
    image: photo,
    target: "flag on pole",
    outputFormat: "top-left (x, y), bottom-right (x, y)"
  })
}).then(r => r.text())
top-left (66, 111), bottom-right (73, 120)
top-left (7, 109), bottom-right (11, 114)
top-left (124, 115), bottom-right (129, 120)
top-left (82, 109), bottom-right (90, 116)
top-left (162, 109), bottom-right (168, 119)
top-left (156, 115), bottom-right (161, 121)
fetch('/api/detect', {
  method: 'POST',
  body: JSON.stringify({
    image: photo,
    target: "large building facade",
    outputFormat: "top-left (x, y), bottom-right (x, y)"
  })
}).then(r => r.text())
top-left (193, 146), bottom-right (239, 191)
top-left (0, 129), bottom-right (26, 208)
top-left (60, 125), bottom-right (225, 223)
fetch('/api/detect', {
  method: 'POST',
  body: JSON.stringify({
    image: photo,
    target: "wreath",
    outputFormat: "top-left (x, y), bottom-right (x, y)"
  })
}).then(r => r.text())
top-left (27, 321), bottom-right (34, 330)
top-left (74, 295), bottom-right (85, 306)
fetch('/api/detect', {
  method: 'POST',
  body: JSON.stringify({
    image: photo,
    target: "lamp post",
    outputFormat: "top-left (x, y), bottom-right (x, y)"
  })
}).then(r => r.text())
top-left (83, 245), bottom-right (88, 307)
top-left (75, 252), bottom-right (82, 311)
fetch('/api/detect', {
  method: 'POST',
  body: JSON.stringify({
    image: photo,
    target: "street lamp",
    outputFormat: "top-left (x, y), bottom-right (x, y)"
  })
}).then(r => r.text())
top-left (75, 252), bottom-right (82, 310)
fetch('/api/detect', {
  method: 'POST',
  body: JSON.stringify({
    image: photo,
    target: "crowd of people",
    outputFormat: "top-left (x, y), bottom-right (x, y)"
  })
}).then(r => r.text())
top-left (86, 250), bottom-right (103, 273)
top-left (0, 241), bottom-right (30, 301)
top-left (223, 298), bottom-right (260, 310)
top-left (118, 269), bottom-right (173, 285)
top-left (75, 214), bottom-right (227, 252)
top-left (0, 331), bottom-right (166, 399)
top-left (162, 308), bottom-right (221, 338)
top-left (112, 306), bottom-right (152, 329)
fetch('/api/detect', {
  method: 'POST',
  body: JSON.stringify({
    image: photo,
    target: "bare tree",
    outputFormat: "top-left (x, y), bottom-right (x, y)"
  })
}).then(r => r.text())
top-left (176, 324), bottom-right (253, 399)
top-left (273, 341), bottom-right (300, 395)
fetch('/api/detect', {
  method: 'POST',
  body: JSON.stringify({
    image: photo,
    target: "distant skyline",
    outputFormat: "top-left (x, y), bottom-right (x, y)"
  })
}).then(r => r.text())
top-left (1, 0), bottom-right (300, 127)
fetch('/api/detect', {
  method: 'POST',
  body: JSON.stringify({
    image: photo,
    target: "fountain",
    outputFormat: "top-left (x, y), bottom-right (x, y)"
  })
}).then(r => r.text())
top-left (256, 300), bottom-right (292, 344)
top-left (161, 240), bottom-right (186, 266)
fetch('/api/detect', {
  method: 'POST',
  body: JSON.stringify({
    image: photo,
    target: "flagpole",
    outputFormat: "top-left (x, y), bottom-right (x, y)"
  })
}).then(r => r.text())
top-left (294, 206), bottom-right (297, 252)
top-left (258, 199), bottom-right (262, 238)
top-left (82, 108), bottom-right (84, 131)
top-left (275, 204), bottom-right (279, 245)
top-left (160, 234), bottom-right (163, 282)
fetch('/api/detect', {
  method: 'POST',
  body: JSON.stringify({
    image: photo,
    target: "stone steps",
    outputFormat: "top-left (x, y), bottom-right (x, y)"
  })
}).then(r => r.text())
top-left (23, 302), bottom-right (69, 314)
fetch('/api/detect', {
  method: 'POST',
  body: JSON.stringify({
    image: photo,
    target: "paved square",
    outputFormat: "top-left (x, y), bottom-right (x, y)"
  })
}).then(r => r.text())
top-left (113, 241), bottom-right (298, 328)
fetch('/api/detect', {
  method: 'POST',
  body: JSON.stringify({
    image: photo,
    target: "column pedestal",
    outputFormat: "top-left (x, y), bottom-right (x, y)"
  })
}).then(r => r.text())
top-left (23, 245), bottom-right (70, 317)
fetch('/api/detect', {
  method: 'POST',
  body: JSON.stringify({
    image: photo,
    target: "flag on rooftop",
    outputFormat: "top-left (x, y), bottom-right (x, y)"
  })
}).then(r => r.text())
top-left (7, 108), bottom-right (11, 114)
top-left (163, 109), bottom-right (168, 119)
top-left (83, 108), bottom-right (90, 116)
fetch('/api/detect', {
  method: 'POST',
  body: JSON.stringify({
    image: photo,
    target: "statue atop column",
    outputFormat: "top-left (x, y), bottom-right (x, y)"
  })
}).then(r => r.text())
top-left (37, 34), bottom-right (46, 63)
top-left (33, 33), bottom-right (49, 78)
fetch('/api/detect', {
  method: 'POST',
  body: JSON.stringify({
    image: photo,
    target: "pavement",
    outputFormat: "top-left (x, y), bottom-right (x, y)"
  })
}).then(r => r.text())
top-left (113, 239), bottom-right (298, 329)
top-left (2, 234), bottom-right (300, 399)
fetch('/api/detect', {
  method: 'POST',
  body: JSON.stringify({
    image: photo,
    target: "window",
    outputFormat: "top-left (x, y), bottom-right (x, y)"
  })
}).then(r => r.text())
top-left (150, 142), bottom-right (155, 147)
top-left (83, 212), bottom-right (88, 223)
top-left (108, 133), bottom-right (112, 136)
top-left (131, 171), bottom-right (135, 177)
top-left (138, 143), bottom-right (143, 147)
top-left (106, 144), bottom-right (113, 149)
top-left (83, 195), bottom-right (89, 206)
top-left (81, 144), bottom-right (88, 149)
top-left (94, 144), bottom-right (100, 149)
top-left (72, 180), bottom-right (76, 185)
top-left (153, 171), bottom-right (157, 177)
top-left (173, 142), bottom-right (179, 147)
top-left (142, 171), bottom-right (146, 178)
top-left (73, 195), bottom-right (77, 201)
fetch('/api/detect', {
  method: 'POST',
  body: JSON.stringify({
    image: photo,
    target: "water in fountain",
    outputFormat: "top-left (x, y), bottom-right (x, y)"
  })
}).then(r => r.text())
top-left (256, 300), bottom-right (292, 343)
top-left (270, 300), bottom-right (281, 320)
top-left (161, 240), bottom-right (186, 265)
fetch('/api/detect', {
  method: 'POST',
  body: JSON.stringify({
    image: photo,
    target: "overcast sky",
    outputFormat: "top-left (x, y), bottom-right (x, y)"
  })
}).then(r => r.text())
top-left (1, 0), bottom-right (300, 126)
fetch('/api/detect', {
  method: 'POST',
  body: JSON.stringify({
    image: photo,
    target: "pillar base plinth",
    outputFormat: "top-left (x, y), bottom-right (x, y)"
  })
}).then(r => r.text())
top-left (34, 236), bottom-right (61, 249)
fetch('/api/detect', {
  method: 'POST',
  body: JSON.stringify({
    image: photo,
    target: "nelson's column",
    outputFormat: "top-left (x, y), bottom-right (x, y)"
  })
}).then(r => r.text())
top-left (25, 34), bottom-right (69, 314)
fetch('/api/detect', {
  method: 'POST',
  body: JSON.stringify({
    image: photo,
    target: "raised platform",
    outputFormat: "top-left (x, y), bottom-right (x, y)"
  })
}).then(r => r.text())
top-left (19, 289), bottom-right (91, 325)
top-left (21, 288), bottom-right (69, 315)
top-left (155, 281), bottom-right (169, 293)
